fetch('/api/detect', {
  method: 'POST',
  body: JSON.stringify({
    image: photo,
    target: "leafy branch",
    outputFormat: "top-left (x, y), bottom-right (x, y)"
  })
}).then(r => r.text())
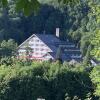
top-left (0, 0), bottom-right (79, 16)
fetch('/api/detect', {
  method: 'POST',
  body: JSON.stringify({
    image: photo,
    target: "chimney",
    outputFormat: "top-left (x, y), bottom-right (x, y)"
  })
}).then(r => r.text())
top-left (56, 28), bottom-right (60, 38)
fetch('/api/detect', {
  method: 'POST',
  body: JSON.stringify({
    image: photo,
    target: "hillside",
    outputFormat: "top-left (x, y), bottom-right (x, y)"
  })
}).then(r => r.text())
top-left (0, 0), bottom-right (100, 99)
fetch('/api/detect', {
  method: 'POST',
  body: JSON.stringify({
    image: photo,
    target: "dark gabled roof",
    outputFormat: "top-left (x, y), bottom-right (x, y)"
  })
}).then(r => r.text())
top-left (48, 52), bottom-right (82, 62)
top-left (55, 41), bottom-right (75, 45)
top-left (64, 50), bottom-right (81, 55)
top-left (63, 47), bottom-right (80, 50)
top-left (48, 52), bottom-right (72, 61)
top-left (48, 45), bottom-right (58, 52)
top-left (62, 54), bottom-right (72, 61)
top-left (36, 34), bottom-right (61, 52)
top-left (35, 34), bottom-right (77, 53)
top-left (18, 34), bottom-right (60, 49)
top-left (36, 34), bottom-right (61, 44)
top-left (48, 52), bottom-right (56, 58)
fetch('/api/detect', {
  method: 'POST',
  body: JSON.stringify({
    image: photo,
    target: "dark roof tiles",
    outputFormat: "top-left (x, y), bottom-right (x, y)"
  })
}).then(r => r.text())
top-left (36, 34), bottom-right (60, 44)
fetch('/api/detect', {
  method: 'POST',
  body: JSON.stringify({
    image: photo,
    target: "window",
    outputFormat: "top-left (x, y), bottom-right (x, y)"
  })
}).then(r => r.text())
top-left (35, 39), bottom-right (39, 42)
top-left (35, 48), bottom-right (39, 51)
top-left (35, 44), bottom-right (39, 46)
top-left (41, 53), bottom-right (44, 55)
top-left (37, 40), bottom-right (39, 42)
top-left (30, 38), bottom-right (34, 42)
top-left (40, 48), bottom-right (44, 51)
top-left (46, 49), bottom-right (49, 51)
top-left (35, 53), bottom-right (39, 55)
top-left (40, 44), bottom-right (45, 46)
top-left (29, 44), bottom-right (33, 46)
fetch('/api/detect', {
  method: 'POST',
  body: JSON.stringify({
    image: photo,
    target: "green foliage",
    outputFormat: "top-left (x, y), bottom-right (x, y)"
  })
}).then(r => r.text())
top-left (0, 0), bottom-right (91, 44)
top-left (90, 30), bottom-right (100, 61)
top-left (0, 0), bottom-right (8, 7)
top-left (16, 0), bottom-right (40, 16)
top-left (0, 61), bottom-right (94, 100)
top-left (90, 66), bottom-right (100, 98)
top-left (58, 0), bottom-right (79, 3)
top-left (56, 46), bottom-right (62, 60)
top-left (0, 57), bottom-right (14, 66)
top-left (0, 0), bottom-right (99, 63)
top-left (83, 45), bottom-right (92, 65)
top-left (80, 34), bottom-right (91, 56)
top-left (0, 1), bottom-right (99, 99)
top-left (0, 39), bottom-right (17, 57)
top-left (0, 0), bottom-right (80, 16)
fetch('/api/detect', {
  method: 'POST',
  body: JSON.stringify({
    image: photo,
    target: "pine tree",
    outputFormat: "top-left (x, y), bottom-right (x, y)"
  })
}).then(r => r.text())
top-left (56, 46), bottom-right (62, 63)
top-left (83, 44), bottom-right (91, 65)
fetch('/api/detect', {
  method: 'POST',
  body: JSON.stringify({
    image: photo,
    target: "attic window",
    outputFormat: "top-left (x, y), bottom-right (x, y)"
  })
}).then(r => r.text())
top-left (30, 39), bottom-right (34, 42)
top-left (36, 44), bottom-right (39, 46)
top-left (35, 39), bottom-right (39, 42)
top-left (41, 44), bottom-right (44, 46)
top-left (35, 48), bottom-right (39, 51)
top-left (29, 44), bottom-right (33, 46)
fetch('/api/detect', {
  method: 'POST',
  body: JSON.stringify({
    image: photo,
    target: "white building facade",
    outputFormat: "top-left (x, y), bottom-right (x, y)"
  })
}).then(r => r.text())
top-left (17, 34), bottom-right (55, 61)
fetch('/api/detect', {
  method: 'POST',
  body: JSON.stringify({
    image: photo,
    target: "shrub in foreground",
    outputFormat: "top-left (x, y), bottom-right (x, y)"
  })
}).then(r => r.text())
top-left (0, 62), bottom-right (94, 100)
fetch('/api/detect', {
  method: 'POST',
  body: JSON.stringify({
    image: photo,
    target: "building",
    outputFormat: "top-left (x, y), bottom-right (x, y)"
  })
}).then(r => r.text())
top-left (17, 28), bottom-right (82, 62)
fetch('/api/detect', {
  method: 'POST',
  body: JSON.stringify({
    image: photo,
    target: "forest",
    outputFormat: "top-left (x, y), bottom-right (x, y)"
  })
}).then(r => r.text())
top-left (0, 0), bottom-right (100, 100)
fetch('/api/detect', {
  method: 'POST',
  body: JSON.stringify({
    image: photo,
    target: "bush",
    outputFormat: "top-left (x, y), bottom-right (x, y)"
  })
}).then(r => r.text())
top-left (90, 66), bottom-right (100, 99)
top-left (0, 61), bottom-right (94, 100)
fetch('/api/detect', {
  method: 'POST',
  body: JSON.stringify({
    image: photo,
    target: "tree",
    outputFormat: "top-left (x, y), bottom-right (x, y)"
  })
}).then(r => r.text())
top-left (90, 66), bottom-right (100, 98)
top-left (25, 46), bottom-right (33, 61)
top-left (0, 0), bottom-right (80, 16)
top-left (80, 34), bottom-right (90, 56)
top-left (87, 0), bottom-right (100, 61)
top-left (83, 44), bottom-right (91, 65)
top-left (0, 39), bottom-right (17, 57)
top-left (56, 46), bottom-right (62, 62)
top-left (0, 61), bottom-right (93, 100)
top-left (90, 30), bottom-right (100, 61)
